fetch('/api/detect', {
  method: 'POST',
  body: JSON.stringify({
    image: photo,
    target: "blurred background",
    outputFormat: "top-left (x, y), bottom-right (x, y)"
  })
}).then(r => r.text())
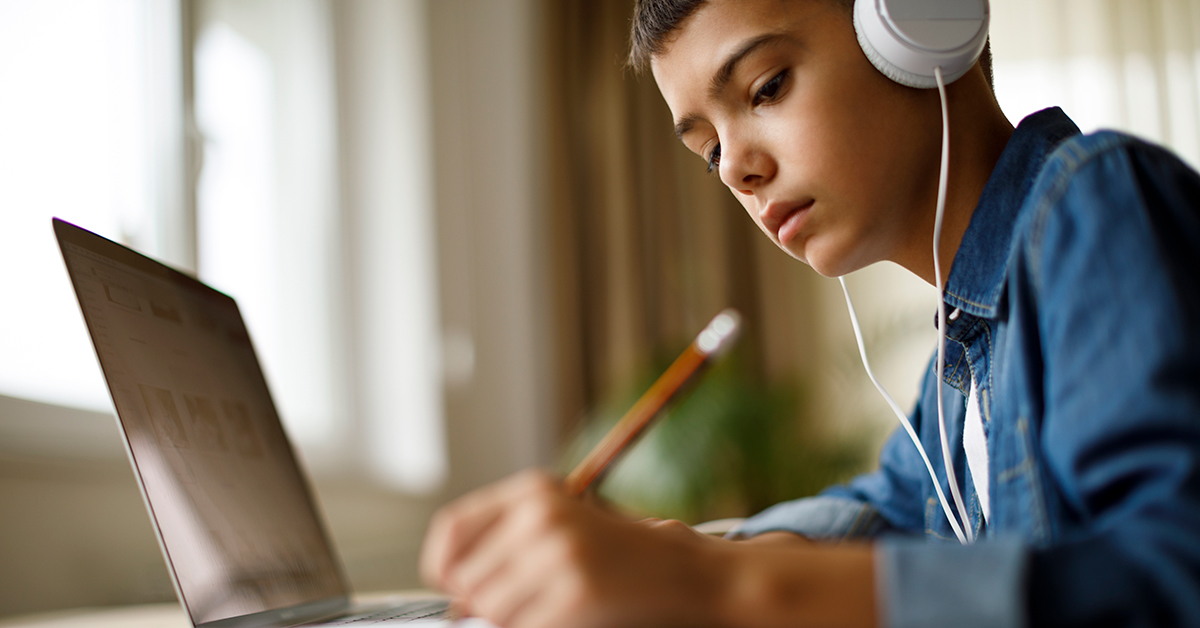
top-left (3, 0), bottom-right (1200, 619)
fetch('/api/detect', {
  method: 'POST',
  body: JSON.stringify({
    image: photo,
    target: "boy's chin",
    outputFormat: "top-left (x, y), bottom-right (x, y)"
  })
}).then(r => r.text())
top-left (777, 242), bottom-right (810, 267)
top-left (789, 240), bottom-right (860, 278)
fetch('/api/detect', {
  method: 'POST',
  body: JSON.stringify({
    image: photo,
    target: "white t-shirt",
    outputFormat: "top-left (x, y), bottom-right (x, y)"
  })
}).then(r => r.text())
top-left (963, 379), bottom-right (990, 522)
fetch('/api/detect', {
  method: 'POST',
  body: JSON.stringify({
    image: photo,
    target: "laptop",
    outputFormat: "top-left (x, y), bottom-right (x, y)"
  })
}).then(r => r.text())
top-left (54, 218), bottom-right (484, 627)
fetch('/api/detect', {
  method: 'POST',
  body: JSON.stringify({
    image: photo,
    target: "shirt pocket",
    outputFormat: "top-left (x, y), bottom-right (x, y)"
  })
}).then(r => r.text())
top-left (995, 416), bottom-right (1052, 544)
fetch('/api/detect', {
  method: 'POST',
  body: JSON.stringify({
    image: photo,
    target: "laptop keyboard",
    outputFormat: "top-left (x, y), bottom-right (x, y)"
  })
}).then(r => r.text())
top-left (327, 599), bottom-right (451, 624)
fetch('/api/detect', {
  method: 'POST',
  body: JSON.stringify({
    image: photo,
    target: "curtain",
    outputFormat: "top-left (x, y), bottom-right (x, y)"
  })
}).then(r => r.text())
top-left (993, 0), bottom-right (1200, 167)
top-left (539, 0), bottom-right (830, 443)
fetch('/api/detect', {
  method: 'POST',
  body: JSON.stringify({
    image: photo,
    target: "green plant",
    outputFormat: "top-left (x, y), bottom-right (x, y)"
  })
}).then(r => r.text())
top-left (559, 353), bottom-right (871, 524)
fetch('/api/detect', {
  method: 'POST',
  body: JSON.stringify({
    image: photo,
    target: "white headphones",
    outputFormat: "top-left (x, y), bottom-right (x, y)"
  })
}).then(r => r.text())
top-left (854, 0), bottom-right (990, 88)
top-left (841, 0), bottom-right (992, 546)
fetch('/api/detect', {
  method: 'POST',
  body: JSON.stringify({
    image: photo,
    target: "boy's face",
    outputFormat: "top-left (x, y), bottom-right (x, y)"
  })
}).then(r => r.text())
top-left (651, 0), bottom-right (943, 277)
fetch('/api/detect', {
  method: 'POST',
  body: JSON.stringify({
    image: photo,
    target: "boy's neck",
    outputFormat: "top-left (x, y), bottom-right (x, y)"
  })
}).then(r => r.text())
top-left (891, 67), bottom-right (1015, 288)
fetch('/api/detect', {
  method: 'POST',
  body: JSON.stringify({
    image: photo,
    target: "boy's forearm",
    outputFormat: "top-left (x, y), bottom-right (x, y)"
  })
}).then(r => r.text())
top-left (713, 539), bottom-right (878, 628)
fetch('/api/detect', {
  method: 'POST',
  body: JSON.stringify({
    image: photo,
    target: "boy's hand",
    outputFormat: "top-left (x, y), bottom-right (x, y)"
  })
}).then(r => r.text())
top-left (419, 469), bottom-right (727, 628)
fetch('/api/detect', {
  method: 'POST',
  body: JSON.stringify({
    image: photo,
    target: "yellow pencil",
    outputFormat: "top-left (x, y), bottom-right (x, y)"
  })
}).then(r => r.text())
top-left (563, 309), bottom-right (742, 496)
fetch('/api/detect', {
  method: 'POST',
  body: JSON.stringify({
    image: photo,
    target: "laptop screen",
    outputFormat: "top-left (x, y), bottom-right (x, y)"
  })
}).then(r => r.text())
top-left (54, 219), bottom-right (349, 626)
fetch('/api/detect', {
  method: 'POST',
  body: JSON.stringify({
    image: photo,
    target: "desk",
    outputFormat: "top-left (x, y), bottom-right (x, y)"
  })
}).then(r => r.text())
top-left (0, 596), bottom-right (498, 628)
top-left (0, 604), bottom-right (188, 628)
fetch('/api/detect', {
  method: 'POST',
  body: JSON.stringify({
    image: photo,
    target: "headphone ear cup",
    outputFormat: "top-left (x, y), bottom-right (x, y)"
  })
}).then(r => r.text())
top-left (853, 0), bottom-right (989, 89)
top-left (854, 5), bottom-right (928, 88)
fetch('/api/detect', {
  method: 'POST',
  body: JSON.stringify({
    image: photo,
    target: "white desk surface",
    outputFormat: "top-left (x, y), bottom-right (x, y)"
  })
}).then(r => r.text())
top-left (0, 604), bottom-right (189, 628)
top-left (0, 594), bottom-right (498, 628)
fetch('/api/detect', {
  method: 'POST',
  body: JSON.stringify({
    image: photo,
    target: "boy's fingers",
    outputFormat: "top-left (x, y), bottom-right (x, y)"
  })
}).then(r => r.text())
top-left (421, 470), bottom-right (563, 588)
top-left (462, 551), bottom-right (546, 628)
top-left (420, 501), bottom-right (504, 588)
top-left (479, 577), bottom-right (550, 628)
top-left (487, 527), bottom-right (586, 627)
top-left (505, 576), bottom-right (581, 628)
top-left (449, 489), bottom-right (566, 596)
top-left (443, 510), bottom-right (526, 596)
top-left (421, 481), bottom-right (514, 587)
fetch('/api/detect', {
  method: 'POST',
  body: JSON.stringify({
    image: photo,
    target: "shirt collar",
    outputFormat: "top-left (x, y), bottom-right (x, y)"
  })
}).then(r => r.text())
top-left (943, 107), bottom-right (1081, 318)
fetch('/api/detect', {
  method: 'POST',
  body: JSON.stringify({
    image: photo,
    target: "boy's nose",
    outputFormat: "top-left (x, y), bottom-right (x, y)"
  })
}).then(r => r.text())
top-left (719, 143), bottom-right (774, 194)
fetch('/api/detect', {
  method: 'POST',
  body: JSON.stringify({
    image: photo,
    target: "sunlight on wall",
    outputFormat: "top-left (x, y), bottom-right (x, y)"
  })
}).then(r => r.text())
top-left (339, 0), bottom-right (447, 493)
top-left (193, 0), bottom-right (446, 491)
top-left (195, 25), bottom-right (289, 440)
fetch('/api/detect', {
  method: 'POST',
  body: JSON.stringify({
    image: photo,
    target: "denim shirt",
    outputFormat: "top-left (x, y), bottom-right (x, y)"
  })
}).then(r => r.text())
top-left (733, 108), bottom-right (1200, 628)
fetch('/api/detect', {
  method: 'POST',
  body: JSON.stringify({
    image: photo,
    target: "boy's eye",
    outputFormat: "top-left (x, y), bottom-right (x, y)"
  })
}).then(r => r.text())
top-left (752, 70), bottom-right (788, 106)
top-left (706, 143), bottom-right (721, 174)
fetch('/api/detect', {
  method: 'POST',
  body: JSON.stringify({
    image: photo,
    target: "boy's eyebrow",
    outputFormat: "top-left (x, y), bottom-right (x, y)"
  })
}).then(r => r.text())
top-left (674, 32), bottom-right (797, 142)
top-left (708, 32), bottom-right (796, 100)
top-left (675, 114), bottom-right (703, 140)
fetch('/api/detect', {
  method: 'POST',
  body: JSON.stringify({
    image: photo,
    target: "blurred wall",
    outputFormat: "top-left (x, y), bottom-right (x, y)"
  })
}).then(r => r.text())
top-left (428, 0), bottom-right (559, 497)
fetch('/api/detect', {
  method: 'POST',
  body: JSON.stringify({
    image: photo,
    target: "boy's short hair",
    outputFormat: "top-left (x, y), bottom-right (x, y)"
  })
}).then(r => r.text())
top-left (628, 0), bottom-right (993, 90)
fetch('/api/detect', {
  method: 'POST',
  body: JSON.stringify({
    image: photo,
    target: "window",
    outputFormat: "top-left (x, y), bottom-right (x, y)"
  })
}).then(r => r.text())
top-left (0, 0), bottom-right (447, 493)
top-left (0, 0), bottom-right (184, 411)
top-left (193, 17), bottom-right (343, 451)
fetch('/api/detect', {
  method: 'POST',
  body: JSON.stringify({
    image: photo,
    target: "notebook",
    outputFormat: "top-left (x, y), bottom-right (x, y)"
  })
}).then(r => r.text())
top-left (54, 219), bottom-right (483, 627)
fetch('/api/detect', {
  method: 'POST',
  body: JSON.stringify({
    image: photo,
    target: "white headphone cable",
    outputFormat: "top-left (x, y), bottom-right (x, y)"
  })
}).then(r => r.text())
top-left (835, 66), bottom-right (973, 545)
top-left (838, 276), bottom-right (968, 544)
top-left (932, 66), bottom-right (974, 543)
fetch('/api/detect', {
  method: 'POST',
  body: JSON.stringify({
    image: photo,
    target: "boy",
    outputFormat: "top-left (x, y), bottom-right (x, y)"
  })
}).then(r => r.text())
top-left (420, 1), bottom-right (1200, 626)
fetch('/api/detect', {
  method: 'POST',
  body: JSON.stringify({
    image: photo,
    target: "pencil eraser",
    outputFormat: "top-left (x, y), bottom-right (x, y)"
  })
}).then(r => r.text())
top-left (696, 309), bottom-right (742, 357)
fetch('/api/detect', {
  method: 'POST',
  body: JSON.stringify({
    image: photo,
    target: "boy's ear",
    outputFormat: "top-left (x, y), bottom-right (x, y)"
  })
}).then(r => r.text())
top-left (852, 0), bottom-right (989, 89)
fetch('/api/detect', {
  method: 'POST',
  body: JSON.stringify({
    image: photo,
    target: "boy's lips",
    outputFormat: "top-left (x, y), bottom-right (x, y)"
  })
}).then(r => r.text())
top-left (761, 200), bottom-right (814, 245)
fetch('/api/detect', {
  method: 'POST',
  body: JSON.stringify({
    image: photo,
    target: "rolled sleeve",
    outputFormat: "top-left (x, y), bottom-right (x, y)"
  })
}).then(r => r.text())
top-left (729, 495), bottom-right (889, 541)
